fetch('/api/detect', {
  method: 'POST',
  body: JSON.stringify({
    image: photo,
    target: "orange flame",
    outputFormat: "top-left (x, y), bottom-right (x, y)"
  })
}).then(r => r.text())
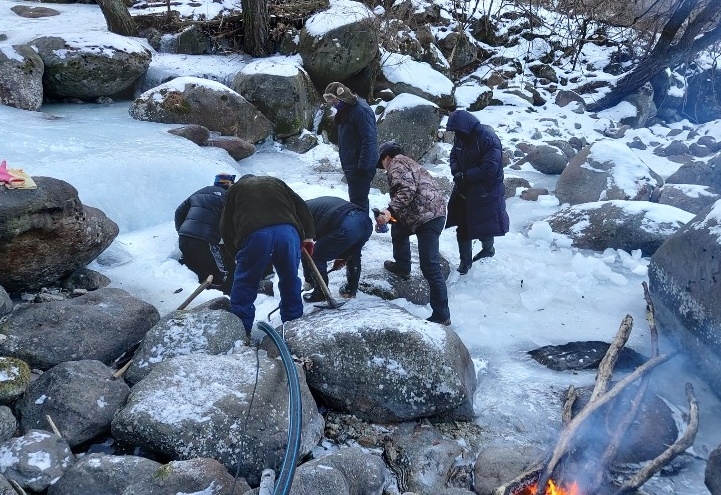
top-left (530, 479), bottom-right (581, 495)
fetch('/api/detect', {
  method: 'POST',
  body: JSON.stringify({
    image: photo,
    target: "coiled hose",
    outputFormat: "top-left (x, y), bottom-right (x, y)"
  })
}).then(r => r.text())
top-left (256, 321), bottom-right (303, 495)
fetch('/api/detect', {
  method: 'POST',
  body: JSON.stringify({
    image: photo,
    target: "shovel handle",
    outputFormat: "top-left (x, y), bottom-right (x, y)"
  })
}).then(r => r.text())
top-left (177, 274), bottom-right (214, 310)
top-left (301, 247), bottom-right (340, 308)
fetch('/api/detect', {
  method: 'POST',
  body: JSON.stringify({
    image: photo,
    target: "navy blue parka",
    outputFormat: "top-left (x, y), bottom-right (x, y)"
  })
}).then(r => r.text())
top-left (445, 110), bottom-right (509, 239)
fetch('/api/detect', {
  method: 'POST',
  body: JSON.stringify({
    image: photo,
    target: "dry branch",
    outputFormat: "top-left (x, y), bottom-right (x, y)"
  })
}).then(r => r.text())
top-left (642, 281), bottom-right (659, 357)
top-left (562, 385), bottom-right (578, 425)
top-left (9, 479), bottom-right (28, 495)
top-left (113, 359), bottom-right (133, 379)
top-left (614, 383), bottom-right (699, 495)
top-left (590, 314), bottom-right (633, 402)
top-left (536, 353), bottom-right (672, 492)
top-left (45, 414), bottom-right (62, 438)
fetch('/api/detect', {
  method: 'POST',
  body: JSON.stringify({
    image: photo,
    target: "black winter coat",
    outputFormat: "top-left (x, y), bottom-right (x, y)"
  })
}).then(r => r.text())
top-left (335, 99), bottom-right (378, 174)
top-left (174, 185), bottom-right (226, 244)
top-left (445, 110), bottom-right (509, 239)
top-left (305, 196), bottom-right (361, 238)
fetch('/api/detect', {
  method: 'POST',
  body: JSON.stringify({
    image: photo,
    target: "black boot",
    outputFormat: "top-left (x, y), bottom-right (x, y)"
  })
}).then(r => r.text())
top-left (457, 239), bottom-right (473, 274)
top-left (340, 258), bottom-right (361, 298)
top-left (472, 238), bottom-right (495, 262)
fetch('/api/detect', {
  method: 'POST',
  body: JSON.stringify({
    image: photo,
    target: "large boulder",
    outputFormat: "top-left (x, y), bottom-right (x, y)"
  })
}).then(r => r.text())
top-left (648, 200), bottom-right (721, 398)
top-left (111, 351), bottom-right (323, 487)
top-left (48, 453), bottom-right (161, 495)
top-left (281, 299), bottom-right (477, 423)
top-left (298, 0), bottom-right (378, 88)
top-left (15, 360), bottom-right (130, 447)
top-left (30, 34), bottom-right (151, 99)
top-left (684, 68), bottom-right (721, 124)
top-left (232, 56), bottom-right (320, 138)
top-left (0, 288), bottom-right (160, 370)
top-left (0, 44), bottom-right (44, 110)
top-left (129, 76), bottom-right (273, 143)
top-left (544, 200), bottom-right (693, 256)
top-left (0, 430), bottom-right (74, 492)
top-left (376, 94), bottom-right (442, 163)
top-left (380, 51), bottom-right (455, 108)
top-left (555, 141), bottom-right (662, 206)
top-left (125, 308), bottom-right (246, 385)
top-left (665, 152), bottom-right (721, 191)
top-left (121, 458), bottom-right (250, 495)
top-left (0, 177), bottom-right (118, 293)
top-left (651, 183), bottom-right (721, 215)
top-left (0, 357), bottom-right (31, 405)
top-left (708, 444), bottom-right (721, 495)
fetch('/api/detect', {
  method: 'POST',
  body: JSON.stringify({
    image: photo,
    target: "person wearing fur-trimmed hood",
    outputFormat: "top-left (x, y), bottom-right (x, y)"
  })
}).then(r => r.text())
top-left (444, 110), bottom-right (509, 275)
top-left (323, 82), bottom-right (378, 214)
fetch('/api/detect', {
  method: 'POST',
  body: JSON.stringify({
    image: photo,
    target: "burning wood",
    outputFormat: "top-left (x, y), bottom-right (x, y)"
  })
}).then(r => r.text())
top-left (495, 282), bottom-right (700, 495)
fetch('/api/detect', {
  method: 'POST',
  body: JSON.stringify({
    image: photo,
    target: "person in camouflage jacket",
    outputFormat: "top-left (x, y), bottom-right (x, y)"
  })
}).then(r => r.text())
top-left (375, 141), bottom-right (451, 326)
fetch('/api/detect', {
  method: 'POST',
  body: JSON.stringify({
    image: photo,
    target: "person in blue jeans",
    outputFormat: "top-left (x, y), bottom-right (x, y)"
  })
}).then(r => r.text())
top-left (374, 141), bottom-right (451, 326)
top-left (220, 175), bottom-right (315, 333)
top-left (302, 196), bottom-right (373, 302)
top-left (323, 82), bottom-right (378, 214)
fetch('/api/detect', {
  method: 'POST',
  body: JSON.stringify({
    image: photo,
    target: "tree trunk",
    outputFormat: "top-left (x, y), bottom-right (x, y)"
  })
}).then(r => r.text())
top-left (588, 0), bottom-right (721, 111)
top-left (96, 0), bottom-right (138, 37)
top-left (242, 0), bottom-right (272, 57)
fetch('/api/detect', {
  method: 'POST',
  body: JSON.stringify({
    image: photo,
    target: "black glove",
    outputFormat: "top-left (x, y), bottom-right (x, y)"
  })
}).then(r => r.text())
top-left (453, 172), bottom-right (465, 184)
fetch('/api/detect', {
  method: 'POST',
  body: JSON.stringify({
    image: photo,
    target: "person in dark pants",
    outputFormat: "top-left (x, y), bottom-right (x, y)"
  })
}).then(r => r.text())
top-left (445, 110), bottom-right (509, 274)
top-left (323, 82), bottom-right (378, 214)
top-left (175, 173), bottom-right (236, 293)
top-left (220, 175), bottom-right (315, 333)
top-left (302, 196), bottom-right (373, 302)
top-left (375, 141), bottom-right (451, 326)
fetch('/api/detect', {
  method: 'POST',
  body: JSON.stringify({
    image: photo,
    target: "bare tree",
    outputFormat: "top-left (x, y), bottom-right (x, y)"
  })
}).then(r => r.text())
top-left (96, 0), bottom-right (138, 37)
top-left (242, 0), bottom-right (273, 57)
top-left (589, 0), bottom-right (721, 111)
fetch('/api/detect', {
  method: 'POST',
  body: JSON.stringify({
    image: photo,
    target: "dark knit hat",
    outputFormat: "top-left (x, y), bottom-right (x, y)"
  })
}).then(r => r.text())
top-left (377, 141), bottom-right (404, 168)
top-left (323, 82), bottom-right (358, 105)
top-left (214, 173), bottom-right (236, 188)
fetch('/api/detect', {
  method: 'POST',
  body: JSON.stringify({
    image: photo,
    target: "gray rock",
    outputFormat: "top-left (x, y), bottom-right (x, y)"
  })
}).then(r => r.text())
top-left (111, 352), bottom-right (323, 487)
top-left (122, 457), bottom-right (250, 495)
top-left (233, 57), bottom-right (320, 139)
top-left (376, 95), bottom-right (442, 163)
top-left (648, 200), bottom-right (721, 398)
top-left (59, 267), bottom-right (111, 292)
top-left (651, 183), bottom-right (720, 215)
top-left (0, 287), bottom-right (11, 318)
top-left (0, 357), bottom-right (30, 405)
top-left (555, 141), bottom-right (662, 206)
top-left (283, 133), bottom-right (319, 154)
top-left (125, 308), bottom-right (246, 385)
top-left (168, 124), bottom-right (211, 145)
top-left (619, 82), bottom-right (656, 128)
top-left (0, 429), bottom-right (74, 492)
top-left (0, 177), bottom-right (118, 293)
top-left (707, 444), bottom-right (721, 495)
top-left (31, 34), bottom-right (151, 99)
top-left (205, 135), bottom-right (256, 161)
top-left (15, 360), bottom-right (130, 447)
top-left (666, 152), bottom-right (721, 191)
top-left (504, 176), bottom-right (532, 199)
top-left (48, 453), bottom-right (161, 495)
top-left (282, 299), bottom-right (477, 423)
top-left (288, 448), bottom-right (388, 495)
top-left (0, 407), bottom-right (16, 442)
top-left (529, 63), bottom-right (558, 83)
top-left (298, 2), bottom-right (378, 87)
top-left (520, 187), bottom-right (549, 201)
top-left (10, 5), bottom-right (59, 17)
top-left (130, 77), bottom-right (273, 144)
top-left (525, 145), bottom-right (568, 175)
top-left (544, 200), bottom-right (693, 256)
top-left (0, 44), bottom-right (44, 111)
top-left (473, 444), bottom-right (544, 495)
top-left (0, 288), bottom-right (160, 370)
top-left (555, 89), bottom-right (585, 109)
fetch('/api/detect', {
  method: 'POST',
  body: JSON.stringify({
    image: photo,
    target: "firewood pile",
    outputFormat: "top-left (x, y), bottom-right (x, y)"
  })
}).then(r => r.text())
top-left (494, 282), bottom-right (700, 495)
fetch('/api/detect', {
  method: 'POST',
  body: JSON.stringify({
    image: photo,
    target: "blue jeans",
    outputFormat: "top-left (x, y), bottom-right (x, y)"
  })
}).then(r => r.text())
top-left (230, 224), bottom-right (302, 331)
top-left (344, 169), bottom-right (376, 214)
top-left (311, 210), bottom-right (373, 282)
top-left (390, 216), bottom-right (450, 321)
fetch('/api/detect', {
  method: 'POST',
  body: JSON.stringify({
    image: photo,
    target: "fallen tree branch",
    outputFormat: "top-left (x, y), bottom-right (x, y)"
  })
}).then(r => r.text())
top-left (642, 281), bottom-right (659, 357)
top-left (536, 353), bottom-right (672, 492)
top-left (590, 315), bottom-right (633, 402)
top-left (561, 385), bottom-right (578, 425)
top-left (45, 414), bottom-right (62, 438)
top-left (113, 359), bottom-right (133, 380)
top-left (614, 382), bottom-right (699, 495)
top-left (9, 479), bottom-right (28, 495)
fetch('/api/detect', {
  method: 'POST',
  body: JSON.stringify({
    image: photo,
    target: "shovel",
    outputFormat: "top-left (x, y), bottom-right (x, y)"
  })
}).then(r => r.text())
top-left (301, 246), bottom-right (346, 310)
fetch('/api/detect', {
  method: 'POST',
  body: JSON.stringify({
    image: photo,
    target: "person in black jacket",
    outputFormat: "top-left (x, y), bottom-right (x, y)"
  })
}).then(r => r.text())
top-left (445, 110), bottom-right (509, 274)
top-left (220, 175), bottom-right (315, 333)
top-left (302, 196), bottom-right (373, 302)
top-left (175, 173), bottom-right (236, 293)
top-left (323, 82), bottom-right (378, 214)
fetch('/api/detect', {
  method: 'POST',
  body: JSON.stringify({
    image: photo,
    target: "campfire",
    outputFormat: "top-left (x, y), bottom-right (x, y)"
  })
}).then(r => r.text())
top-left (493, 283), bottom-right (699, 495)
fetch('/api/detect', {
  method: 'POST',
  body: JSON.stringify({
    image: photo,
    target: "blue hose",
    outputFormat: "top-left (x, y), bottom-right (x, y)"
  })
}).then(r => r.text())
top-left (256, 321), bottom-right (303, 495)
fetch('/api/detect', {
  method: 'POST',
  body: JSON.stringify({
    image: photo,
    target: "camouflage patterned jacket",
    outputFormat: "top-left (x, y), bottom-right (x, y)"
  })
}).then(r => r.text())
top-left (385, 154), bottom-right (446, 233)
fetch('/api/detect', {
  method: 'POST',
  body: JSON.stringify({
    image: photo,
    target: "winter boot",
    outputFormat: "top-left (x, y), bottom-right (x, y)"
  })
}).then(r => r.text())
top-left (472, 238), bottom-right (495, 262)
top-left (383, 260), bottom-right (411, 280)
top-left (457, 239), bottom-right (473, 274)
top-left (340, 261), bottom-right (361, 298)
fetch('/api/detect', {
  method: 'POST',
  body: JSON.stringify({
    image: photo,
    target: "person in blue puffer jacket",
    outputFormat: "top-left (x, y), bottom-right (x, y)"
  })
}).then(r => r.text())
top-left (323, 82), bottom-right (378, 214)
top-left (444, 110), bottom-right (509, 274)
top-left (174, 173), bottom-right (236, 292)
